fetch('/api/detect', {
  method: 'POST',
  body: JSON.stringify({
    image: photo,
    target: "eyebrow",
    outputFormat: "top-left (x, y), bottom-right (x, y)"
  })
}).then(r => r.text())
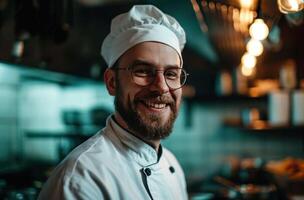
top-left (131, 59), bottom-right (180, 69)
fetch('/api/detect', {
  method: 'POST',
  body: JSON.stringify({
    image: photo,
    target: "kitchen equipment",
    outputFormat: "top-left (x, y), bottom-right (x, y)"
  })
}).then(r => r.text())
top-left (241, 108), bottom-right (261, 126)
top-left (62, 110), bottom-right (83, 127)
top-left (216, 70), bottom-right (233, 96)
top-left (292, 90), bottom-right (304, 125)
top-left (268, 90), bottom-right (290, 126)
top-left (62, 107), bottom-right (111, 128)
top-left (214, 176), bottom-right (278, 200)
top-left (280, 59), bottom-right (297, 90)
top-left (90, 107), bottom-right (111, 127)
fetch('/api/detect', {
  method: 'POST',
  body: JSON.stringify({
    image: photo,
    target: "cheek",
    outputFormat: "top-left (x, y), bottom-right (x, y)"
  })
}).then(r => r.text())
top-left (174, 90), bottom-right (182, 101)
top-left (117, 77), bottom-right (137, 102)
top-left (122, 87), bottom-right (141, 107)
top-left (172, 90), bottom-right (182, 109)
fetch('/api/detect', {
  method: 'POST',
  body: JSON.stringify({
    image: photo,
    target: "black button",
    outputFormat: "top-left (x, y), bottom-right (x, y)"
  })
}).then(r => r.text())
top-left (144, 168), bottom-right (151, 176)
top-left (169, 166), bottom-right (175, 173)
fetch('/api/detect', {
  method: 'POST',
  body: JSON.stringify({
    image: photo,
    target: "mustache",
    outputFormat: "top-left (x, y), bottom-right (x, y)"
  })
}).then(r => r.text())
top-left (135, 91), bottom-right (174, 104)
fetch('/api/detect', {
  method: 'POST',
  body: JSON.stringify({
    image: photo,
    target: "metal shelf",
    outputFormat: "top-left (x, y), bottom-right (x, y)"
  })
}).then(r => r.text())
top-left (223, 118), bottom-right (304, 134)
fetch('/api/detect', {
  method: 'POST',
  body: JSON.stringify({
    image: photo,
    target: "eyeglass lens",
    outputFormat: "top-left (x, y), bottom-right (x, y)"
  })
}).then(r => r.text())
top-left (130, 65), bottom-right (187, 89)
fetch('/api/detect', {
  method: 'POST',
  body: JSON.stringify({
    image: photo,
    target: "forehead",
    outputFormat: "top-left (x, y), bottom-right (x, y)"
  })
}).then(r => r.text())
top-left (118, 42), bottom-right (181, 68)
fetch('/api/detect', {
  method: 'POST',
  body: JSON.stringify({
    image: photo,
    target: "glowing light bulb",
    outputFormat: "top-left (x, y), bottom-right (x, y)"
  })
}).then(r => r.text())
top-left (240, 0), bottom-right (253, 8)
top-left (249, 19), bottom-right (269, 40)
top-left (277, 0), bottom-right (304, 13)
top-left (241, 65), bottom-right (255, 76)
top-left (241, 52), bottom-right (257, 68)
top-left (246, 39), bottom-right (264, 56)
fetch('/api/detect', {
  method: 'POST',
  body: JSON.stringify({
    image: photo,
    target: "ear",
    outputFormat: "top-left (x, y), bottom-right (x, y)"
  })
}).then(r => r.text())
top-left (104, 68), bottom-right (116, 96)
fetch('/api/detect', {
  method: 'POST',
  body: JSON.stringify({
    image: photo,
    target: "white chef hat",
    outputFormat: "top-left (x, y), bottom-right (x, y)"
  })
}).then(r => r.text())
top-left (101, 5), bottom-right (186, 68)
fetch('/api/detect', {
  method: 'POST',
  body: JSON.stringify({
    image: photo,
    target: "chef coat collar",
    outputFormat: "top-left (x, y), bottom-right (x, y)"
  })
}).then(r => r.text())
top-left (108, 116), bottom-right (163, 166)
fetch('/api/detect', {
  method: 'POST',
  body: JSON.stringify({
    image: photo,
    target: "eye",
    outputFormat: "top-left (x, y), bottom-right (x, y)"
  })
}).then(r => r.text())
top-left (165, 68), bottom-right (179, 80)
top-left (132, 65), bottom-right (153, 77)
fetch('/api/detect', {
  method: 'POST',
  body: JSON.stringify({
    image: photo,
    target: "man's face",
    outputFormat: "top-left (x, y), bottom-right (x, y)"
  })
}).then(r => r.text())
top-left (111, 42), bottom-right (182, 141)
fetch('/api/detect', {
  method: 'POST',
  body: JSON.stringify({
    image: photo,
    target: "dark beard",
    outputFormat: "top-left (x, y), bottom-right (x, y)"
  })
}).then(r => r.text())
top-left (114, 84), bottom-right (178, 141)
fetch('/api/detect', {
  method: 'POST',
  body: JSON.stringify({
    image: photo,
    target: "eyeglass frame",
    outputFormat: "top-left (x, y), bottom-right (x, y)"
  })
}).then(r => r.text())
top-left (112, 65), bottom-right (189, 91)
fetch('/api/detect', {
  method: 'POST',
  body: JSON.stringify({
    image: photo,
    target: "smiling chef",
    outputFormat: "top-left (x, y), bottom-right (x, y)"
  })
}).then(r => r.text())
top-left (38, 4), bottom-right (189, 200)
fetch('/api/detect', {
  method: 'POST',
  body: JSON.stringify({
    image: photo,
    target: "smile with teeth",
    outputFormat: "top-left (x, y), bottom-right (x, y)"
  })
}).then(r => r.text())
top-left (143, 101), bottom-right (167, 109)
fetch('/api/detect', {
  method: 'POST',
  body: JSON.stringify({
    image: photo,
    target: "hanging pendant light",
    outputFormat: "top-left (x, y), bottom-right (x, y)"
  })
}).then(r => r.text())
top-left (246, 38), bottom-right (264, 56)
top-left (241, 64), bottom-right (255, 76)
top-left (277, 0), bottom-right (304, 14)
top-left (249, 18), bottom-right (269, 40)
top-left (240, 0), bottom-right (253, 8)
top-left (241, 52), bottom-right (257, 68)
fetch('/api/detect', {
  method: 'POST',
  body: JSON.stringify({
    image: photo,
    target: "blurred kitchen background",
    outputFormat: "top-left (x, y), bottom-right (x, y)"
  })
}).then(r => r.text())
top-left (0, 0), bottom-right (304, 199)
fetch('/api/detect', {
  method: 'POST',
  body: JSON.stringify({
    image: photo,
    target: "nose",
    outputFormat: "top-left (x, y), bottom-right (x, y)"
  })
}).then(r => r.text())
top-left (149, 72), bottom-right (170, 94)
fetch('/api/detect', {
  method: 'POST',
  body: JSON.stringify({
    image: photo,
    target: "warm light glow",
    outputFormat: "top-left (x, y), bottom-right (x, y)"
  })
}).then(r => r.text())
top-left (241, 65), bottom-right (255, 76)
top-left (240, 0), bottom-right (253, 8)
top-left (248, 11), bottom-right (255, 24)
top-left (249, 19), bottom-right (269, 40)
top-left (232, 7), bottom-right (255, 33)
top-left (221, 4), bottom-right (228, 13)
top-left (233, 8), bottom-right (240, 32)
top-left (12, 41), bottom-right (24, 58)
top-left (246, 39), bottom-right (264, 56)
top-left (252, 120), bottom-right (267, 129)
top-left (240, 8), bottom-right (252, 24)
top-left (277, 0), bottom-right (304, 13)
top-left (241, 52), bottom-right (257, 68)
top-left (209, 1), bottom-right (215, 10)
top-left (233, 22), bottom-right (241, 32)
top-left (233, 8), bottom-right (239, 21)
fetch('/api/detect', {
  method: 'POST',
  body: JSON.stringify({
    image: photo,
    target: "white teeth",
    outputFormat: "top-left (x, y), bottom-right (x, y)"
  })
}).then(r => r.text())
top-left (144, 101), bottom-right (166, 109)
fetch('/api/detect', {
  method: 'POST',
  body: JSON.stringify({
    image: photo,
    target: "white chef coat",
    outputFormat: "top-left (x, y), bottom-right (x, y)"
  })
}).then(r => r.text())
top-left (38, 116), bottom-right (188, 200)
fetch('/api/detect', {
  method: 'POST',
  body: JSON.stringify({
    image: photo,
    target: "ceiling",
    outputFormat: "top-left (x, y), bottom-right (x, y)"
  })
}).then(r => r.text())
top-left (0, 0), bottom-right (303, 83)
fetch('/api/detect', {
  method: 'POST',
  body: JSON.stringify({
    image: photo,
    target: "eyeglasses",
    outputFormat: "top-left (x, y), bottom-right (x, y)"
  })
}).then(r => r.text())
top-left (115, 64), bottom-right (189, 90)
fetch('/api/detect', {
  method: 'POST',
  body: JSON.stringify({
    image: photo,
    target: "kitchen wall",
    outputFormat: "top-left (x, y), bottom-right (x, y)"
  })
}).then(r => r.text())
top-left (20, 81), bottom-right (114, 162)
top-left (164, 101), bottom-right (304, 180)
top-left (0, 63), bottom-right (114, 165)
top-left (0, 63), bottom-right (303, 181)
top-left (0, 65), bottom-right (19, 163)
